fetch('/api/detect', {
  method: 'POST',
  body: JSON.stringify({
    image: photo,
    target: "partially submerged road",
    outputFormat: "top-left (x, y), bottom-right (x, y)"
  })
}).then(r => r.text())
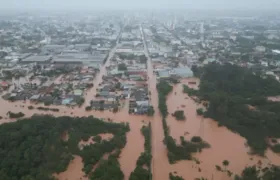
top-left (141, 24), bottom-right (170, 180)
top-left (83, 30), bottom-right (122, 108)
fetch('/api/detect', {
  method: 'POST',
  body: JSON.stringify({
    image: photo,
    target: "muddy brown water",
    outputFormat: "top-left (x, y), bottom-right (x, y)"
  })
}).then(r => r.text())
top-left (78, 133), bottom-right (114, 150)
top-left (53, 155), bottom-right (88, 180)
top-left (4, 82), bottom-right (279, 180)
top-left (0, 33), bottom-right (147, 180)
top-left (0, 98), bottom-right (147, 180)
top-left (163, 79), bottom-right (280, 180)
top-left (267, 96), bottom-right (280, 102)
top-left (2, 32), bottom-right (280, 180)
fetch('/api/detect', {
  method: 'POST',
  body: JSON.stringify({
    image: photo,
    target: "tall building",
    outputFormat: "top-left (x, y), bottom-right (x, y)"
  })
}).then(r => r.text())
top-left (200, 22), bottom-right (204, 42)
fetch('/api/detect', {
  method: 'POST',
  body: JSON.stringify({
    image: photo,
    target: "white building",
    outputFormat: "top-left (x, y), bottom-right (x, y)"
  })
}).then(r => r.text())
top-left (255, 46), bottom-right (266, 53)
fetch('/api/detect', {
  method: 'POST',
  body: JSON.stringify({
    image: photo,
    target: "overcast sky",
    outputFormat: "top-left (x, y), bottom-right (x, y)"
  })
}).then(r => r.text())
top-left (1, 0), bottom-right (280, 10)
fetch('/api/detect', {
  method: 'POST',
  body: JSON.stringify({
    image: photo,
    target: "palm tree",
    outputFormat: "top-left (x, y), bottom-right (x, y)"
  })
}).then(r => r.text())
top-left (223, 160), bottom-right (229, 170)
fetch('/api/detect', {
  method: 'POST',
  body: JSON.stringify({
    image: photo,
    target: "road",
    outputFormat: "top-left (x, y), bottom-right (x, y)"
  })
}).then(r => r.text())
top-left (141, 24), bottom-right (169, 180)
top-left (83, 30), bottom-right (122, 108)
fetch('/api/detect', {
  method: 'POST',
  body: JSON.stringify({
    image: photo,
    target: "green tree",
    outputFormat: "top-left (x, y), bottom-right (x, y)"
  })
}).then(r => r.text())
top-left (118, 63), bottom-right (128, 71)
top-left (147, 106), bottom-right (155, 116)
top-left (223, 160), bottom-right (229, 170)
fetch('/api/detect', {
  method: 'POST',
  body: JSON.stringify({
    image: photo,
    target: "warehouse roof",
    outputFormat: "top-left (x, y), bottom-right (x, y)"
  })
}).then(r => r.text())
top-left (22, 55), bottom-right (51, 62)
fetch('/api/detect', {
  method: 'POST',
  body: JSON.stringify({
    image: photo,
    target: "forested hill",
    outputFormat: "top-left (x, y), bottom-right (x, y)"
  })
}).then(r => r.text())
top-left (0, 115), bottom-right (129, 180)
top-left (190, 63), bottom-right (280, 155)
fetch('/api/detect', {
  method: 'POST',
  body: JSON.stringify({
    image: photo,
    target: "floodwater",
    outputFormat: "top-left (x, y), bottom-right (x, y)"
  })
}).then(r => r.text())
top-left (267, 96), bottom-right (280, 102)
top-left (78, 133), bottom-right (114, 150)
top-left (163, 79), bottom-right (280, 180)
top-left (54, 155), bottom-right (88, 180)
top-left (0, 98), bottom-right (147, 180)
top-left (2, 27), bottom-right (280, 180)
top-left (0, 31), bottom-right (146, 180)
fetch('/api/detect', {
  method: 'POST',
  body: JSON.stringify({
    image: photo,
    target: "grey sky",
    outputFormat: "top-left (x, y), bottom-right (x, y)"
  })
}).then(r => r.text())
top-left (1, 0), bottom-right (280, 10)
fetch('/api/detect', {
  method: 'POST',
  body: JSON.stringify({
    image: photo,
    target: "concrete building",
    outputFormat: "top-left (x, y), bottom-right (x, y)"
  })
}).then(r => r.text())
top-left (20, 55), bottom-right (52, 64)
top-left (52, 53), bottom-right (106, 66)
top-left (170, 67), bottom-right (193, 78)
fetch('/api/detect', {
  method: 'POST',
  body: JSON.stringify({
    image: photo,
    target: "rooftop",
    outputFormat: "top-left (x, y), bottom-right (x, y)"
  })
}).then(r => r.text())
top-left (21, 55), bottom-right (51, 62)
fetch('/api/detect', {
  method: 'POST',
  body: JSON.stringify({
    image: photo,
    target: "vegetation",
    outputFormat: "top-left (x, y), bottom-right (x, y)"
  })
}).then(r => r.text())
top-left (191, 136), bottom-right (203, 143)
top-left (76, 97), bottom-right (85, 106)
top-left (7, 111), bottom-right (25, 118)
top-left (0, 115), bottom-right (129, 180)
top-left (196, 108), bottom-right (204, 115)
top-left (216, 165), bottom-right (222, 171)
top-left (147, 106), bottom-right (155, 116)
top-left (37, 107), bottom-right (59, 112)
top-left (223, 160), bottom-right (230, 170)
top-left (169, 173), bottom-right (184, 180)
top-left (139, 55), bottom-right (148, 64)
top-left (118, 63), bottom-right (128, 71)
top-left (113, 107), bottom-right (119, 113)
top-left (182, 85), bottom-right (198, 96)
top-left (156, 80), bottom-right (210, 163)
top-left (172, 110), bottom-right (186, 121)
top-left (129, 123), bottom-right (152, 180)
top-left (85, 106), bottom-right (92, 111)
top-left (157, 80), bottom-right (173, 119)
top-left (28, 105), bottom-right (34, 110)
top-left (235, 165), bottom-right (280, 180)
top-left (91, 151), bottom-right (124, 180)
top-left (166, 136), bottom-right (210, 163)
top-left (187, 63), bottom-right (280, 155)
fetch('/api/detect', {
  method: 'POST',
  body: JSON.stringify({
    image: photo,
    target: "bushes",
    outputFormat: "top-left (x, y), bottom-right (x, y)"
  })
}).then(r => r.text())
top-left (85, 106), bottom-right (91, 111)
top-left (157, 80), bottom-right (173, 118)
top-left (113, 107), bottom-right (119, 113)
top-left (191, 136), bottom-right (202, 143)
top-left (118, 63), bottom-right (127, 71)
top-left (172, 110), bottom-right (186, 121)
top-left (7, 111), bottom-right (25, 118)
top-left (165, 136), bottom-right (210, 163)
top-left (182, 85), bottom-right (198, 96)
top-left (147, 106), bottom-right (155, 116)
top-left (28, 105), bottom-right (34, 110)
top-left (37, 107), bottom-right (59, 112)
top-left (271, 144), bottom-right (280, 153)
top-left (169, 173), bottom-right (184, 180)
top-left (237, 165), bottom-right (280, 180)
top-left (215, 165), bottom-right (222, 171)
top-left (196, 108), bottom-right (204, 115)
top-left (76, 97), bottom-right (85, 106)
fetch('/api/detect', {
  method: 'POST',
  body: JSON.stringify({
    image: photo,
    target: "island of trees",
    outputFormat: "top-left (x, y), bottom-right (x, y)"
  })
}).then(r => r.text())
top-left (188, 63), bottom-right (280, 155)
top-left (172, 110), bottom-right (186, 121)
top-left (0, 115), bottom-right (130, 180)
